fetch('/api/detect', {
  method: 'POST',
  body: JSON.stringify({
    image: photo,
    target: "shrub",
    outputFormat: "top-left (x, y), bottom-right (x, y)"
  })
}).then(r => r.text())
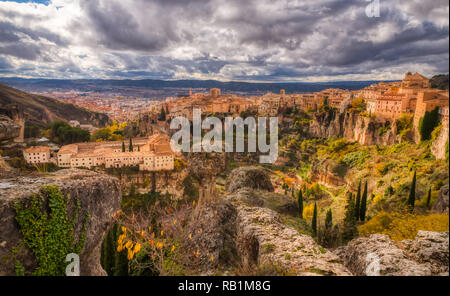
top-left (396, 114), bottom-right (413, 131)
top-left (303, 203), bottom-right (315, 220)
top-left (358, 211), bottom-right (449, 241)
top-left (430, 124), bottom-right (443, 142)
top-left (350, 97), bottom-right (366, 113)
top-left (375, 162), bottom-right (392, 176)
top-left (341, 150), bottom-right (369, 168)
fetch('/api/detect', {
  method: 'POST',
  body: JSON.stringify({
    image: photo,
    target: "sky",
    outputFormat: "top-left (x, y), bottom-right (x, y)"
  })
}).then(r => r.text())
top-left (0, 0), bottom-right (448, 82)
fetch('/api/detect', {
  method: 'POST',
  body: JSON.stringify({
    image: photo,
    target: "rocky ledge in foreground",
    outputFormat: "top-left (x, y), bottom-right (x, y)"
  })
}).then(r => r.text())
top-left (225, 166), bottom-right (351, 275)
top-left (0, 169), bottom-right (122, 276)
top-left (336, 231), bottom-right (449, 276)
top-left (234, 200), bottom-right (352, 275)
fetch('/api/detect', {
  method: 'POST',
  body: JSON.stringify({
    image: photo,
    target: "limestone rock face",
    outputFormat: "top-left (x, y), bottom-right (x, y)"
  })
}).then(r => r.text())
top-left (431, 120), bottom-right (449, 160)
top-left (226, 166), bottom-right (274, 193)
top-left (336, 232), bottom-right (449, 276)
top-left (234, 201), bottom-right (351, 275)
top-left (183, 199), bottom-right (238, 275)
top-left (400, 231), bottom-right (449, 276)
top-left (222, 167), bottom-right (350, 275)
top-left (432, 185), bottom-right (449, 214)
top-left (0, 169), bottom-right (122, 276)
top-left (309, 109), bottom-right (407, 146)
top-left (0, 115), bottom-right (21, 142)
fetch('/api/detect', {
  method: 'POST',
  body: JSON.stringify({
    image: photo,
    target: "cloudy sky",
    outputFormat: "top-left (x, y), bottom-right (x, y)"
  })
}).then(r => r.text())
top-left (0, 0), bottom-right (448, 82)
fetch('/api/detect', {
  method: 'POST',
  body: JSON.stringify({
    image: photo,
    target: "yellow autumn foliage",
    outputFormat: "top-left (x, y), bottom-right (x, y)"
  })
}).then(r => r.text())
top-left (358, 211), bottom-right (449, 241)
top-left (283, 177), bottom-right (295, 187)
top-left (303, 203), bottom-right (315, 220)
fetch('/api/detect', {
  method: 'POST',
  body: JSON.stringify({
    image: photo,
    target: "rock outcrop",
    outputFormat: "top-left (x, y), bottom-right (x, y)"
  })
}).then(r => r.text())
top-left (226, 166), bottom-right (274, 193)
top-left (431, 120), bottom-right (449, 160)
top-left (0, 115), bottom-right (21, 142)
top-left (310, 109), bottom-right (407, 146)
top-left (233, 201), bottom-right (351, 275)
top-left (399, 231), bottom-right (449, 276)
top-left (183, 199), bottom-right (239, 275)
top-left (432, 185), bottom-right (449, 214)
top-left (224, 166), bottom-right (351, 275)
top-left (0, 169), bottom-right (121, 276)
top-left (336, 231), bottom-right (449, 276)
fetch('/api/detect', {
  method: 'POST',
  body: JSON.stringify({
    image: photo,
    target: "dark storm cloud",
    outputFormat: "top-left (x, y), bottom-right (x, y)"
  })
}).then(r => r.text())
top-left (0, 0), bottom-right (448, 80)
top-left (79, 1), bottom-right (172, 51)
top-left (0, 43), bottom-right (42, 60)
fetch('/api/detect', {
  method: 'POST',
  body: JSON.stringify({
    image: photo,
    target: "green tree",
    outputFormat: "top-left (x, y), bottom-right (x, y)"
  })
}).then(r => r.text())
top-left (426, 187), bottom-right (432, 209)
top-left (354, 181), bottom-right (361, 221)
top-left (113, 226), bottom-right (129, 276)
top-left (159, 106), bottom-right (166, 121)
top-left (407, 171), bottom-right (417, 212)
top-left (419, 107), bottom-right (440, 141)
top-left (312, 202), bottom-right (318, 236)
top-left (129, 183), bottom-right (136, 198)
top-left (360, 181), bottom-right (368, 221)
top-left (101, 224), bottom-right (118, 275)
top-left (129, 138), bottom-right (133, 152)
top-left (297, 189), bottom-right (304, 219)
top-left (325, 209), bottom-right (332, 229)
top-left (341, 192), bottom-right (358, 243)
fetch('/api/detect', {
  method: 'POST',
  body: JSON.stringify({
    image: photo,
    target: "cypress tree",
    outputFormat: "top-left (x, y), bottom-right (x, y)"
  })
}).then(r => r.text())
top-left (297, 189), bottom-right (304, 219)
top-left (101, 224), bottom-right (118, 276)
top-left (354, 181), bottom-right (361, 221)
top-left (122, 141), bottom-right (125, 152)
top-left (426, 188), bottom-right (432, 209)
top-left (325, 209), bottom-right (332, 229)
top-left (341, 192), bottom-right (358, 243)
top-left (407, 171), bottom-right (416, 212)
top-left (312, 202), bottom-right (318, 236)
top-left (360, 181), bottom-right (368, 221)
top-left (100, 234), bottom-right (106, 271)
top-left (129, 138), bottom-right (133, 152)
top-left (113, 225), bottom-right (129, 276)
top-left (160, 106), bottom-right (166, 121)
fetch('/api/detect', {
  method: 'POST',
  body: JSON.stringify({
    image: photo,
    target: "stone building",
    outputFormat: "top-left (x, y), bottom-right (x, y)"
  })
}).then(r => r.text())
top-left (413, 89), bottom-right (449, 129)
top-left (23, 146), bottom-right (51, 164)
top-left (363, 72), bottom-right (434, 120)
top-left (210, 88), bottom-right (221, 97)
top-left (54, 134), bottom-right (174, 171)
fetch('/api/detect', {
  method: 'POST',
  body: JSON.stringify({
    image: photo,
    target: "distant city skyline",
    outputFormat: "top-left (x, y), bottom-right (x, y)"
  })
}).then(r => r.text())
top-left (0, 0), bottom-right (448, 82)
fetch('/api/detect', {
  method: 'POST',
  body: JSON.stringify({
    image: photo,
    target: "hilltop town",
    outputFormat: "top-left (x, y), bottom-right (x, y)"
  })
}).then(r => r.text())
top-left (2, 72), bottom-right (449, 277)
top-left (19, 72), bottom-right (449, 171)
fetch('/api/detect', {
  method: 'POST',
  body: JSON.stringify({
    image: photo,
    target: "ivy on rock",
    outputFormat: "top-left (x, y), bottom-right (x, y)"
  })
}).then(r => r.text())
top-left (13, 185), bottom-right (89, 276)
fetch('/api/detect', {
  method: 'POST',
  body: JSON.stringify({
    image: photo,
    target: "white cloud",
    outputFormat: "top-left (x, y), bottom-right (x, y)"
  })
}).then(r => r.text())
top-left (0, 0), bottom-right (448, 81)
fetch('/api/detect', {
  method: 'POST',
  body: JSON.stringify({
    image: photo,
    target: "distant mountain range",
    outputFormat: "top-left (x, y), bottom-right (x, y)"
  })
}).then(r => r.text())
top-left (0, 77), bottom-right (397, 98)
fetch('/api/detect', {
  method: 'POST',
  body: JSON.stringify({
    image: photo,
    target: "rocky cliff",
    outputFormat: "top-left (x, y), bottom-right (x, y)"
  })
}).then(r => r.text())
top-left (310, 109), bottom-right (405, 146)
top-left (336, 231), bottom-right (449, 276)
top-left (431, 120), bottom-right (449, 160)
top-left (433, 185), bottom-right (449, 214)
top-left (0, 115), bottom-right (21, 142)
top-left (0, 169), bottom-right (121, 276)
top-left (223, 166), bottom-right (351, 275)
